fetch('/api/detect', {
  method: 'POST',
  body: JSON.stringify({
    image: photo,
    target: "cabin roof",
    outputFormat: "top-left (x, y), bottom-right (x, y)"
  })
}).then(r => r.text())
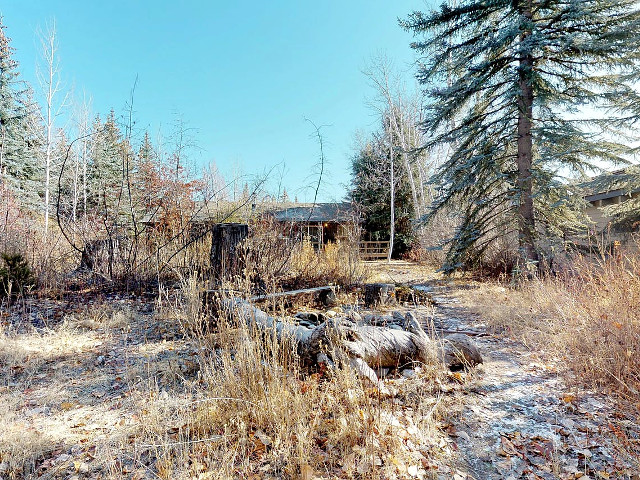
top-left (270, 202), bottom-right (356, 223)
top-left (140, 201), bottom-right (358, 225)
top-left (580, 167), bottom-right (640, 202)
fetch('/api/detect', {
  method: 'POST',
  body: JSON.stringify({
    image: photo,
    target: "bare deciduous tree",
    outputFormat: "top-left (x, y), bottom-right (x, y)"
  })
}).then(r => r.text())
top-left (37, 20), bottom-right (68, 242)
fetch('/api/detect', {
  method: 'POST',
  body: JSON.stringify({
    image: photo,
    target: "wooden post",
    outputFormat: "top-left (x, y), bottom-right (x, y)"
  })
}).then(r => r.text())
top-left (209, 223), bottom-right (249, 285)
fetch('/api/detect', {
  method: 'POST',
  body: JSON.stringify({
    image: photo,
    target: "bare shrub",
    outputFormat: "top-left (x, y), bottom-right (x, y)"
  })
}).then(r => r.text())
top-left (288, 239), bottom-right (368, 289)
top-left (241, 218), bottom-right (297, 294)
top-left (414, 209), bottom-right (522, 278)
top-left (240, 219), bottom-right (368, 294)
top-left (413, 210), bottom-right (458, 267)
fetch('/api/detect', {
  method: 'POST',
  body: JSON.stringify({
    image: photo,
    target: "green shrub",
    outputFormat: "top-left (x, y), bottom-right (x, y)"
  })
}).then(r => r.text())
top-left (0, 253), bottom-right (35, 297)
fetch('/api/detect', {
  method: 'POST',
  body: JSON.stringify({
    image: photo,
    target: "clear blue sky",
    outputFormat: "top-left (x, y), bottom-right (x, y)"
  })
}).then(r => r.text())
top-left (1, 1), bottom-right (431, 202)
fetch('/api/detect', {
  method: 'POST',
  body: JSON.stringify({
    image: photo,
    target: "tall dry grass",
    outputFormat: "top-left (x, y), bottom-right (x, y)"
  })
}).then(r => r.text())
top-left (461, 252), bottom-right (640, 398)
top-left (138, 279), bottom-right (449, 479)
top-left (288, 240), bottom-right (368, 288)
top-left (242, 220), bottom-right (369, 294)
top-left (550, 254), bottom-right (640, 397)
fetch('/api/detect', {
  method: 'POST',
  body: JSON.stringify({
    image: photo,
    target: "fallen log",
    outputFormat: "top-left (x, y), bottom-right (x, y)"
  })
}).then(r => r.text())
top-left (249, 285), bottom-right (337, 305)
top-left (222, 299), bottom-right (482, 389)
top-left (437, 329), bottom-right (490, 337)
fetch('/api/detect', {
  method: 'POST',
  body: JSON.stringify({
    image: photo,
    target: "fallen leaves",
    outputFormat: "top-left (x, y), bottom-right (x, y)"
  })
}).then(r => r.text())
top-left (499, 433), bottom-right (522, 458)
top-left (248, 428), bottom-right (272, 459)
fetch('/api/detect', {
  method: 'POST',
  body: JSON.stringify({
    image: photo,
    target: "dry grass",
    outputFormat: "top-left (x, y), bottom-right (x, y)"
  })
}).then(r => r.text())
top-left (0, 305), bottom-right (133, 478)
top-left (146, 280), bottom-right (450, 479)
top-left (289, 240), bottom-right (369, 288)
top-left (0, 266), bottom-right (456, 479)
top-left (240, 219), bottom-right (369, 295)
top-left (366, 261), bottom-right (441, 286)
top-left (457, 253), bottom-right (640, 399)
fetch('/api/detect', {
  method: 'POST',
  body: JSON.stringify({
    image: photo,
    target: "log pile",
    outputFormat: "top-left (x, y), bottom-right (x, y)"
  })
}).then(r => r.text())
top-left (222, 298), bottom-right (482, 391)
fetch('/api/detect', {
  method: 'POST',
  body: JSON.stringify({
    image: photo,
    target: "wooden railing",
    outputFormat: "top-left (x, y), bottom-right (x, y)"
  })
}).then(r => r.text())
top-left (359, 241), bottom-right (390, 260)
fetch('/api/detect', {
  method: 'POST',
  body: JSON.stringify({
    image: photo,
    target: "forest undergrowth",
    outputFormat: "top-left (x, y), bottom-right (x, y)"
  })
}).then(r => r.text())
top-left (2, 239), bottom-right (640, 478)
top-left (0, 248), bottom-right (463, 480)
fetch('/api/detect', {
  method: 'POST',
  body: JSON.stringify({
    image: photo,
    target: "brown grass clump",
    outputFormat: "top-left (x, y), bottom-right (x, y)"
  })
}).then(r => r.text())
top-left (459, 253), bottom-right (640, 399)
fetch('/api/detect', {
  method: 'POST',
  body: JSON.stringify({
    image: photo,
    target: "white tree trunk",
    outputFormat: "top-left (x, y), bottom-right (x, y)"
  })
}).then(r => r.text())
top-left (38, 22), bottom-right (67, 242)
top-left (388, 139), bottom-right (395, 262)
top-left (43, 32), bottom-right (54, 241)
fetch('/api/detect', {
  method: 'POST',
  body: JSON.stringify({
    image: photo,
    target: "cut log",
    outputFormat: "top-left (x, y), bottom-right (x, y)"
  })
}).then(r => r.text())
top-left (222, 299), bottom-right (482, 389)
top-left (442, 333), bottom-right (484, 369)
top-left (249, 285), bottom-right (337, 305)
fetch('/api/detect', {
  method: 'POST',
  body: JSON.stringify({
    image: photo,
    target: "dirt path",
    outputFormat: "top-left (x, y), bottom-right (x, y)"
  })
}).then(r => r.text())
top-left (421, 281), bottom-right (640, 480)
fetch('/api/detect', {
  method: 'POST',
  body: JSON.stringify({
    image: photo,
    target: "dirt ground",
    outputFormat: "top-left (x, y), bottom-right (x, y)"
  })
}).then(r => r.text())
top-left (1, 261), bottom-right (638, 479)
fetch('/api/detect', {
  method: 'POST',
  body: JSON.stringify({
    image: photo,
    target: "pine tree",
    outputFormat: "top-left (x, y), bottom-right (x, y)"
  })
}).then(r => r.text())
top-left (135, 131), bottom-right (160, 213)
top-left (88, 111), bottom-right (125, 213)
top-left (402, 0), bottom-right (640, 273)
top-left (351, 130), bottom-right (416, 257)
top-left (0, 19), bottom-right (40, 209)
top-left (241, 182), bottom-right (250, 201)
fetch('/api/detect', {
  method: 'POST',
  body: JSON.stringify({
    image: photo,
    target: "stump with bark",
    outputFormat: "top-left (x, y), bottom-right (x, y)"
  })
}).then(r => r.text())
top-left (364, 283), bottom-right (396, 307)
top-left (209, 223), bottom-right (249, 285)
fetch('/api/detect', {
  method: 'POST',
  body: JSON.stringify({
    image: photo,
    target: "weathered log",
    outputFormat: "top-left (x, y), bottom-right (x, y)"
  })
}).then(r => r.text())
top-left (222, 299), bottom-right (482, 389)
top-left (249, 285), bottom-right (337, 306)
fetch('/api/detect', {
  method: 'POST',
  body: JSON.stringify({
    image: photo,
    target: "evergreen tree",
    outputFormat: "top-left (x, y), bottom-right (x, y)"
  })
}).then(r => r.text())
top-left (241, 182), bottom-right (250, 201)
top-left (88, 111), bottom-right (125, 213)
top-left (135, 131), bottom-right (160, 213)
top-left (402, 0), bottom-right (640, 272)
top-left (351, 132), bottom-right (416, 257)
top-left (0, 20), bottom-right (40, 209)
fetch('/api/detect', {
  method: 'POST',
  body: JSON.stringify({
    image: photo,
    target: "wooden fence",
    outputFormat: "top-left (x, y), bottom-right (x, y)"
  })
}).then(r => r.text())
top-left (359, 240), bottom-right (390, 260)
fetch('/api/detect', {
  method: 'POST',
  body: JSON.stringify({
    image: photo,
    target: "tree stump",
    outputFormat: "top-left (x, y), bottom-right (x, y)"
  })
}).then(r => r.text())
top-left (79, 236), bottom-right (127, 278)
top-left (364, 283), bottom-right (396, 307)
top-left (209, 223), bottom-right (249, 285)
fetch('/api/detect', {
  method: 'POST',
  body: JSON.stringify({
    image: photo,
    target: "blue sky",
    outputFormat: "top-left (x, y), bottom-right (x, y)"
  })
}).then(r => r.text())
top-left (1, 1), bottom-right (431, 202)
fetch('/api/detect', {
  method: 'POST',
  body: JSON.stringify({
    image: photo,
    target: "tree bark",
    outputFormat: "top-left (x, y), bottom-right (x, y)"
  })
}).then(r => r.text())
top-left (388, 138), bottom-right (395, 262)
top-left (516, 0), bottom-right (539, 269)
top-left (209, 223), bottom-right (249, 285)
top-left (364, 283), bottom-right (396, 307)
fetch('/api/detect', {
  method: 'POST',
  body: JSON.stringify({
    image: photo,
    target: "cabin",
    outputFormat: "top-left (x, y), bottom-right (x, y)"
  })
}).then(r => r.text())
top-left (269, 202), bottom-right (358, 248)
top-left (582, 168), bottom-right (640, 245)
top-left (139, 199), bottom-right (360, 248)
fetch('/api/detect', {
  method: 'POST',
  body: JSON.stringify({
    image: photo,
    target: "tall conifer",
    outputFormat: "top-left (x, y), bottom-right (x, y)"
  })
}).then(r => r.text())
top-left (0, 19), bottom-right (40, 209)
top-left (402, 0), bottom-right (640, 272)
